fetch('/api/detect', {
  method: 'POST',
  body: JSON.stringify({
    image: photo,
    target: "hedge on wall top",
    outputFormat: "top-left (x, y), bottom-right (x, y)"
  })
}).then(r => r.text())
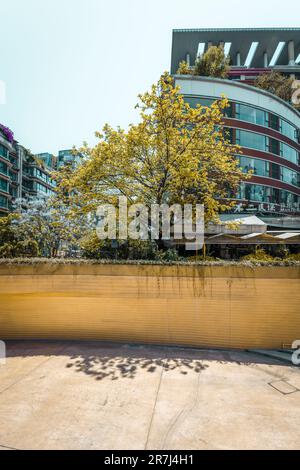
top-left (0, 258), bottom-right (299, 267)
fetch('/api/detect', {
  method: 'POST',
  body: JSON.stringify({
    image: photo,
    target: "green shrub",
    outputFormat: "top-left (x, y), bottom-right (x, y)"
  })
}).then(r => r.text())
top-left (241, 248), bottom-right (276, 262)
top-left (0, 257), bottom-right (299, 266)
top-left (80, 233), bottom-right (107, 259)
top-left (80, 232), bottom-right (159, 260)
top-left (155, 248), bottom-right (183, 262)
top-left (0, 240), bottom-right (40, 259)
top-left (255, 72), bottom-right (294, 103)
top-left (194, 46), bottom-right (230, 78)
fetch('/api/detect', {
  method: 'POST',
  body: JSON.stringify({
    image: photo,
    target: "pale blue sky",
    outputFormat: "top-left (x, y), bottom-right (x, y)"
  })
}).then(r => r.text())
top-left (0, 0), bottom-right (299, 154)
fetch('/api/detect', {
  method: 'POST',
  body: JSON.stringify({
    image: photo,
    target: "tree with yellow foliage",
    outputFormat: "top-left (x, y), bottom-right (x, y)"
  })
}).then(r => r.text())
top-left (177, 46), bottom-right (230, 79)
top-left (55, 73), bottom-right (248, 224)
top-left (177, 60), bottom-right (193, 75)
top-left (255, 71), bottom-right (295, 104)
top-left (194, 46), bottom-right (230, 79)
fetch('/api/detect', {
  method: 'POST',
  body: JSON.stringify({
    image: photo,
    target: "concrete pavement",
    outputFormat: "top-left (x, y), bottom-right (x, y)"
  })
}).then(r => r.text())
top-left (0, 341), bottom-right (300, 450)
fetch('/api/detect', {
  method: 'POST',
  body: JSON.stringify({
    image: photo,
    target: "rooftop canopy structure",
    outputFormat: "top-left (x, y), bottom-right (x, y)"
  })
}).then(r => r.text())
top-left (171, 28), bottom-right (300, 79)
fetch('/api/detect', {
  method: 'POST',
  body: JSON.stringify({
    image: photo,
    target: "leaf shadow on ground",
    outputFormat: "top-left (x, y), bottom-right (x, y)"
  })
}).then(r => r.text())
top-left (6, 341), bottom-right (290, 382)
top-left (66, 353), bottom-right (209, 381)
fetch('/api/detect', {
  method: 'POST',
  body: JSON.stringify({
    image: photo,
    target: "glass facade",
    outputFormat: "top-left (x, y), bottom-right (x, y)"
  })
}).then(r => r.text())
top-left (0, 194), bottom-right (8, 209)
top-left (239, 156), bottom-right (300, 188)
top-left (236, 104), bottom-right (265, 126)
top-left (9, 186), bottom-right (18, 198)
top-left (184, 96), bottom-right (214, 109)
top-left (22, 165), bottom-right (56, 196)
top-left (281, 166), bottom-right (300, 187)
top-left (35, 153), bottom-right (55, 169)
top-left (281, 142), bottom-right (298, 165)
top-left (9, 153), bottom-right (18, 168)
top-left (0, 178), bottom-right (8, 192)
top-left (1, 158), bottom-right (56, 216)
top-left (268, 113), bottom-right (280, 131)
top-left (57, 149), bottom-right (82, 169)
top-left (0, 160), bottom-right (8, 176)
top-left (0, 132), bottom-right (57, 215)
top-left (281, 120), bottom-right (297, 141)
top-left (239, 156), bottom-right (269, 178)
top-left (35, 182), bottom-right (55, 195)
top-left (185, 96), bottom-right (299, 143)
top-left (269, 138), bottom-right (280, 155)
top-left (9, 171), bottom-right (18, 183)
top-left (235, 130), bottom-right (299, 165)
top-left (22, 179), bottom-right (33, 192)
top-left (184, 94), bottom-right (300, 213)
top-left (31, 167), bottom-right (55, 186)
top-left (0, 144), bottom-right (9, 159)
top-left (239, 183), bottom-right (300, 209)
top-left (236, 130), bottom-right (267, 151)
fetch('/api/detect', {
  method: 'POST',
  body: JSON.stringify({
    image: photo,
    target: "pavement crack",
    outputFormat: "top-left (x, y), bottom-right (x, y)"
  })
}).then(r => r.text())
top-left (144, 360), bottom-right (164, 450)
top-left (0, 443), bottom-right (19, 450)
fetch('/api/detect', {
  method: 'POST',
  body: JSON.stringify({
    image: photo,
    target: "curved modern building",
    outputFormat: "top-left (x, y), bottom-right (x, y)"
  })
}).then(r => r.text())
top-left (174, 75), bottom-right (300, 217)
top-left (0, 125), bottom-right (56, 217)
top-left (171, 28), bottom-right (300, 222)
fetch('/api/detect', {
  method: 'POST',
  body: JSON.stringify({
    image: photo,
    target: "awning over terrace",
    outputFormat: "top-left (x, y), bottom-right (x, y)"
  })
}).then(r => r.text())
top-left (206, 215), bottom-right (267, 236)
top-left (172, 214), bottom-right (300, 245)
top-left (205, 232), bottom-right (300, 245)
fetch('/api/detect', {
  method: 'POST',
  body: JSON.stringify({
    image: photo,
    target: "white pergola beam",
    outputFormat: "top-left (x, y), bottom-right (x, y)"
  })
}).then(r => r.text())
top-left (269, 42), bottom-right (286, 67)
top-left (196, 42), bottom-right (205, 59)
top-left (244, 42), bottom-right (259, 68)
top-left (224, 42), bottom-right (232, 57)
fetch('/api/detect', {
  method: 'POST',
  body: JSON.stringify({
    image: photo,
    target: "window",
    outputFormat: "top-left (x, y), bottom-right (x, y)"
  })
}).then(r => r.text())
top-left (0, 161), bottom-right (8, 176)
top-left (268, 138), bottom-right (280, 155)
top-left (236, 130), bottom-right (267, 151)
top-left (9, 186), bottom-right (17, 198)
top-left (9, 171), bottom-right (18, 182)
top-left (36, 183), bottom-right (54, 195)
top-left (280, 190), bottom-right (294, 207)
top-left (281, 120), bottom-right (297, 141)
top-left (223, 101), bottom-right (235, 118)
top-left (9, 154), bottom-right (18, 167)
top-left (184, 96), bottom-right (215, 109)
top-left (23, 180), bottom-right (33, 191)
top-left (281, 143), bottom-right (299, 165)
top-left (224, 127), bottom-right (235, 143)
top-left (239, 156), bottom-right (269, 177)
top-left (236, 104), bottom-right (265, 126)
top-left (0, 195), bottom-right (8, 208)
top-left (281, 167), bottom-right (300, 187)
top-left (36, 183), bottom-right (46, 194)
top-left (0, 178), bottom-right (8, 192)
top-left (268, 113), bottom-right (280, 131)
top-left (270, 163), bottom-right (280, 180)
top-left (244, 184), bottom-right (267, 202)
top-left (0, 144), bottom-right (9, 159)
top-left (271, 187), bottom-right (280, 204)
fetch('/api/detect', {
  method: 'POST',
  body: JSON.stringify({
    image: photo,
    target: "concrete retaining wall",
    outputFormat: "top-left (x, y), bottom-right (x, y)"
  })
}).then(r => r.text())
top-left (0, 263), bottom-right (299, 349)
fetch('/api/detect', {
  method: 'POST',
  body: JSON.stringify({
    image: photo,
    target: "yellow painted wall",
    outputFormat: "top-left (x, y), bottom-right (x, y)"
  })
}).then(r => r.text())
top-left (0, 264), bottom-right (299, 349)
